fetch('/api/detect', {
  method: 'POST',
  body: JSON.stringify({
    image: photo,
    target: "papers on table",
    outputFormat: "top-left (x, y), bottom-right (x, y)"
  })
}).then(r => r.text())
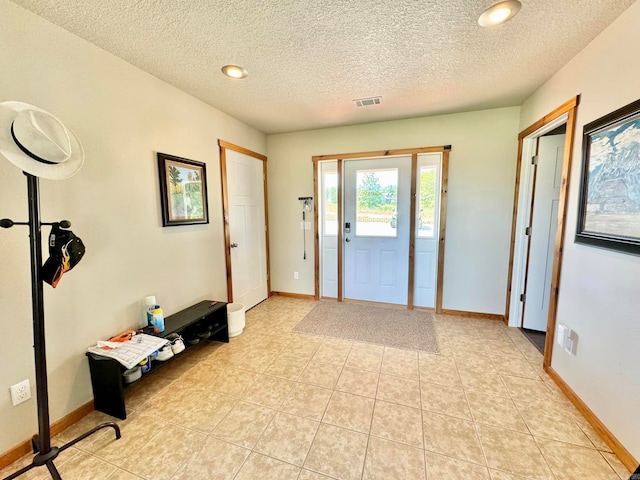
top-left (87, 333), bottom-right (169, 369)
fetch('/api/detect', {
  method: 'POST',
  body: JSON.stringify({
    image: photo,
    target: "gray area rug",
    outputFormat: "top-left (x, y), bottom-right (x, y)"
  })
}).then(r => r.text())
top-left (293, 301), bottom-right (439, 353)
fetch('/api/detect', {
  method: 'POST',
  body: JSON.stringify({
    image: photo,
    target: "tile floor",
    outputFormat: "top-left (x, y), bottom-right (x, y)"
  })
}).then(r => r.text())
top-left (0, 297), bottom-right (632, 480)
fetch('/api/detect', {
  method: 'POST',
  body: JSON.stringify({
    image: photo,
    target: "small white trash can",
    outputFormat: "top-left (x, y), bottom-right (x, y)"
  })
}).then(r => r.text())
top-left (227, 303), bottom-right (245, 337)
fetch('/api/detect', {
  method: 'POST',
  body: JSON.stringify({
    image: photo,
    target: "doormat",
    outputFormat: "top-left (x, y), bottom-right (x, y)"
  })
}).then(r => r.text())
top-left (293, 301), bottom-right (439, 353)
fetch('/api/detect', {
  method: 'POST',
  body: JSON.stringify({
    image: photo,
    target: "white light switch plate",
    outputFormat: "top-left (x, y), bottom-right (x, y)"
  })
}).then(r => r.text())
top-left (557, 324), bottom-right (568, 347)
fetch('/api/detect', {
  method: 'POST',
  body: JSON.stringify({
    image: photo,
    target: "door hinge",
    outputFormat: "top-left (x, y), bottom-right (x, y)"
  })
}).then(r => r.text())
top-left (531, 155), bottom-right (538, 166)
top-left (525, 226), bottom-right (531, 236)
top-left (520, 293), bottom-right (526, 302)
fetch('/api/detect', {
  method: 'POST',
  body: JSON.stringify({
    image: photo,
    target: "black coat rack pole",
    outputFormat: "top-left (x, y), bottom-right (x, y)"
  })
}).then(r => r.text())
top-left (2, 174), bottom-right (121, 480)
top-left (26, 174), bottom-right (53, 455)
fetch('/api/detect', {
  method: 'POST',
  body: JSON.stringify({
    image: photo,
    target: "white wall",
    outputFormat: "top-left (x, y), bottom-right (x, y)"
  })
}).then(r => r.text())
top-left (267, 107), bottom-right (520, 313)
top-left (520, 2), bottom-right (640, 460)
top-left (0, 1), bottom-right (266, 454)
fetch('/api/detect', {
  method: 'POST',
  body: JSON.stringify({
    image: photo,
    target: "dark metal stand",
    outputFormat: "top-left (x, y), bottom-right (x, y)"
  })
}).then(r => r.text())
top-left (1, 174), bottom-right (120, 480)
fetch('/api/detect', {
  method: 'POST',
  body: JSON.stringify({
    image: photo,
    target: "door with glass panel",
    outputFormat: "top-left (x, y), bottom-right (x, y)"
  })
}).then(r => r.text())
top-left (343, 156), bottom-right (411, 304)
top-left (320, 162), bottom-right (338, 298)
top-left (413, 154), bottom-right (441, 308)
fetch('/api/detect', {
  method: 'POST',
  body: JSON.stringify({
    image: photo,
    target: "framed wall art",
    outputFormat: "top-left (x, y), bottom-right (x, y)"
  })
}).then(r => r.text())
top-left (576, 98), bottom-right (640, 254)
top-left (157, 152), bottom-right (209, 226)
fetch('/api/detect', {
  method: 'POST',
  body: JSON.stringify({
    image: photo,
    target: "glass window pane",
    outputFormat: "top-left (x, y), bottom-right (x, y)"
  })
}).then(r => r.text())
top-left (417, 166), bottom-right (436, 238)
top-left (323, 172), bottom-right (338, 235)
top-left (355, 169), bottom-right (398, 237)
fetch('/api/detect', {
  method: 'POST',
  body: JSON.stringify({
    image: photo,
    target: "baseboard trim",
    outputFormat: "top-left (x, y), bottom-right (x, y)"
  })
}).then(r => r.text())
top-left (439, 309), bottom-right (505, 321)
top-left (270, 291), bottom-right (316, 300)
top-left (413, 306), bottom-right (435, 312)
top-left (342, 298), bottom-right (410, 309)
top-left (546, 367), bottom-right (638, 472)
top-left (0, 400), bottom-right (95, 470)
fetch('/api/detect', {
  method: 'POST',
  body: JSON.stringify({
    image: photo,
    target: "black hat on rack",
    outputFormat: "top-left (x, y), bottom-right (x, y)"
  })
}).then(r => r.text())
top-left (41, 224), bottom-right (86, 288)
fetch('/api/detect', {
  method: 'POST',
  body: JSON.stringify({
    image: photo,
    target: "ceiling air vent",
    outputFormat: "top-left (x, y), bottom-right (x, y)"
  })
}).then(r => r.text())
top-left (353, 96), bottom-right (382, 107)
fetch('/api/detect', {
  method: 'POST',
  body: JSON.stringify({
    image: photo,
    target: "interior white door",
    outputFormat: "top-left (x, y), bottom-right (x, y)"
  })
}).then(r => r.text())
top-left (226, 149), bottom-right (268, 310)
top-left (343, 156), bottom-right (411, 304)
top-left (522, 134), bottom-right (565, 331)
top-left (413, 154), bottom-right (441, 308)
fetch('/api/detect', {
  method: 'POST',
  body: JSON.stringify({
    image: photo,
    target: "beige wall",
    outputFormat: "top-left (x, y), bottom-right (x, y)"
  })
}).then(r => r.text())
top-left (520, 2), bottom-right (640, 459)
top-left (267, 107), bottom-right (521, 313)
top-left (0, 1), bottom-right (265, 453)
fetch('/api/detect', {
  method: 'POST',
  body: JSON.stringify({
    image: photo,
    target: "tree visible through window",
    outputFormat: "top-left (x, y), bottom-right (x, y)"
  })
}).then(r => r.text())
top-left (418, 166), bottom-right (436, 237)
top-left (356, 169), bottom-right (398, 237)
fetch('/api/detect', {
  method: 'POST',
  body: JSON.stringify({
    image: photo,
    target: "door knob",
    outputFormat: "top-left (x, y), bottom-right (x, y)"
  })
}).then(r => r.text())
top-left (230, 242), bottom-right (238, 248)
top-left (345, 237), bottom-right (350, 242)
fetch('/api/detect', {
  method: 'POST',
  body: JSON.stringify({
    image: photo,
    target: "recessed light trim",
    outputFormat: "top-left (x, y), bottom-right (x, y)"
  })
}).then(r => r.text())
top-left (478, 0), bottom-right (522, 27)
top-left (221, 65), bottom-right (248, 79)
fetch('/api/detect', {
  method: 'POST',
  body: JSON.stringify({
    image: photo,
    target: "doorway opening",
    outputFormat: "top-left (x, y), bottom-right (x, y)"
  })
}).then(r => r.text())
top-left (314, 146), bottom-right (450, 311)
top-left (505, 97), bottom-right (579, 369)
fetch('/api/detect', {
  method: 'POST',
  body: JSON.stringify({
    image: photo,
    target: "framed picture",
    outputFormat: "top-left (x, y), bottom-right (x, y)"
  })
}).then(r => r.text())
top-left (576, 98), bottom-right (640, 254)
top-left (157, 152), bottom-right (209, 226)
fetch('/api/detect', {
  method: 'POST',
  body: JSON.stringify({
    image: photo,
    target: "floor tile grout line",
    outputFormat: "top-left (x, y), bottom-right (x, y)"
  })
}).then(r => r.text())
top-left (416, 337), bottom-right (427, 478)
top-left (358, 398), bottom-right (374, 479)
top-left (470, 411), bottom-right (493, 473)
top-left (530, 433), bottom-right (565, 480)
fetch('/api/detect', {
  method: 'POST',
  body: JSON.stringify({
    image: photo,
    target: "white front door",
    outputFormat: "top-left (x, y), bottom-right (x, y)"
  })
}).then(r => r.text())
top-left (522, 134), bottom-right (565, 331)
top-left (226, 149), bottom-right (268, 310)
top-left (413, 154), bottom-right (441, 308)
top-left (343, 156), bottom-right (411, 304)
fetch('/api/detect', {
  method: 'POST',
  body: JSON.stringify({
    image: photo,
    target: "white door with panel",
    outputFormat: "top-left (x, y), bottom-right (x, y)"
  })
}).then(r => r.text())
top-left (343, 156), bottom-right (411, 304)
top-left (522, 134), bottom-right (565, 331)
top-left (320, 162), bottom-right (338, 298)
top-left (413, 154), bottom-right (442, 308)
top-left (226, 149), bottom-right (268, 310)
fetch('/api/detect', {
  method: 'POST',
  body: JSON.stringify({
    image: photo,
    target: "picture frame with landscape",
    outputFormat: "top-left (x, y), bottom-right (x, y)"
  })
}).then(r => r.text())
top-left (157, 152), bottom-right (209, 226)
top-left (576, 98), bottom-right (640, 255)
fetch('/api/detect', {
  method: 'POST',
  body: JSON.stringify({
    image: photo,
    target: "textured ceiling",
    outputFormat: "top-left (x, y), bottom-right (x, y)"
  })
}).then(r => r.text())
top-left (10, 0), bottom-right (635, 134)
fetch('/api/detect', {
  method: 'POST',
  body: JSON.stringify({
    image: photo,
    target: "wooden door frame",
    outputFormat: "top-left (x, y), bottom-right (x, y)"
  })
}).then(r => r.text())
top-left (218, 140), bottom-right (271, 303)
top-left (312, 145), bottom-right (451, 312)
top-left (504, 96), bottom-right (579, 369)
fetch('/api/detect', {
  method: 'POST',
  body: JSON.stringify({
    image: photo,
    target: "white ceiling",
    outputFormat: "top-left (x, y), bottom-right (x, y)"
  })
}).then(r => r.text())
top-left (11, 0), bottom-right (635, 134)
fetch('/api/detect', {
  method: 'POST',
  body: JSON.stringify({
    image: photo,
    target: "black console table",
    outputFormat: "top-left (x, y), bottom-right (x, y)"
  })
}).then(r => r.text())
top-left (87, 300), bottom-right (228, 419)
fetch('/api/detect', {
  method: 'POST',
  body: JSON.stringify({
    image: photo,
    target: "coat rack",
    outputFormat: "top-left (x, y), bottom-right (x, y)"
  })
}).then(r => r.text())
top-left (1, 173), bottom-right (120, 480)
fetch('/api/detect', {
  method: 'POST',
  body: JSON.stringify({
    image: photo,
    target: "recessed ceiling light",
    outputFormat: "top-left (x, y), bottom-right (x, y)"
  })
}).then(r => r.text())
top-left (478, 0), bottom-right (522, 27)
top-left (221, 65), bottom-right (248, 79)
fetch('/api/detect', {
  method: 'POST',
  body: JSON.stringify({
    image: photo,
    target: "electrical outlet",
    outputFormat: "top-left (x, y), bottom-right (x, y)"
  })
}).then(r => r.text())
top-left (10, 379), bottom-right (31, 406)
top-left (294, 271), bottom-right (299, 280)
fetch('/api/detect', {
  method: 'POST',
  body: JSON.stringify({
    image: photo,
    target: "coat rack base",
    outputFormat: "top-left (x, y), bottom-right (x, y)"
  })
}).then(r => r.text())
top-left (2, 422), bottom-right (121, 480)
